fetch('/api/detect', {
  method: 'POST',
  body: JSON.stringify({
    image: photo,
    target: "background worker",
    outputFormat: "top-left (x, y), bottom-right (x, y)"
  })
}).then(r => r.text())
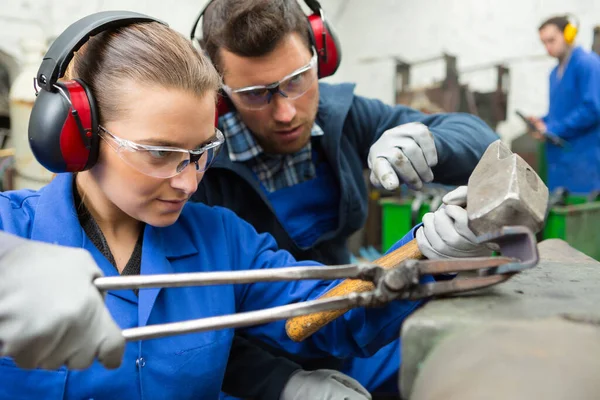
top-left (529, 15), bottom-right (600, 193)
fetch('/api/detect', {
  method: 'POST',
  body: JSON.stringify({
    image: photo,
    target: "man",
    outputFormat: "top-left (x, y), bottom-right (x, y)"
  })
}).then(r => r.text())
top-left (191, 0), bottom-right (498, 395)
top-left (530, 15), bottom-right (600, 193)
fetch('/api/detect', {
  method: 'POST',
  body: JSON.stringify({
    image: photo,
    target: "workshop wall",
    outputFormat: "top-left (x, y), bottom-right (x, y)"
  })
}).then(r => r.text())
top-left (1, 0), bottom-right (599, 145)
top-left (321, 0), bottom-right (600, 144)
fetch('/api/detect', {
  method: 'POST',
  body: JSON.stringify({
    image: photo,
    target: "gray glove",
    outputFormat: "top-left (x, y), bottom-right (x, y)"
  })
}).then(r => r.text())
top-left (368, 122), bottom-right (438, 191)
top-left (280, 369), bottom-right (372, 400)
top-left (416, 186), bottom-right (493, 259)
top-left (0, 236), bottom-right (125, 370)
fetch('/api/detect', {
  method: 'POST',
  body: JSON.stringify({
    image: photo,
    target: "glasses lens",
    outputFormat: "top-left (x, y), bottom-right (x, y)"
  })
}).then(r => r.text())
top-left (232, 88), bottom-right (271, 110)
top-left (279, 67), bottom-right (317, 100)
top-left (202, 144), bottom-right (221, 170)
top-left (118, 148), bottom-right (190, 178)
top-left (183, 142), bottom-right (222, 173)
top-left (229, 59), bottom-right (317, 110)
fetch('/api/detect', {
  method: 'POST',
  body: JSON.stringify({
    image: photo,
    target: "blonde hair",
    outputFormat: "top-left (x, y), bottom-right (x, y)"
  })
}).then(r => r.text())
top-left (66, 21), bottom-right (221, 124)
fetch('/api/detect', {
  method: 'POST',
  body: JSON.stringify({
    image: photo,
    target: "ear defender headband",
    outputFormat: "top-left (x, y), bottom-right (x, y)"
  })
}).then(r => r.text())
top-left (563, 14), bottom-right (579, 45)
top-left (190, 0), bottom-right (341, 79)
top-left (29, 11), bottom-right (166, 173)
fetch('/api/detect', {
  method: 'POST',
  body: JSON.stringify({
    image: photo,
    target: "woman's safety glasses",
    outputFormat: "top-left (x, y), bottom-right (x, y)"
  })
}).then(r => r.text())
top-left (221, 50), bottom-right (318, 110)
top-left (99, 126), bottom-right (224, 179)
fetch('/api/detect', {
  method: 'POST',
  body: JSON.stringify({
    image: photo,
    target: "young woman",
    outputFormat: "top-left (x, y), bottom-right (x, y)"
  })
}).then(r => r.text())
top-left (0, 11), bottom-right (461, 400)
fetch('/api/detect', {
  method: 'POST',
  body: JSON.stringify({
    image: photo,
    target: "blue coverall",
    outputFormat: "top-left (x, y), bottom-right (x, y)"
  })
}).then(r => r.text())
top-left (542, 46), bottom-right (600, 193)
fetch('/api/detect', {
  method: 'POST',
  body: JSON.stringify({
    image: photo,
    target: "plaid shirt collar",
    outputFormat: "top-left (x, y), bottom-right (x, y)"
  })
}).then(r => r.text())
top-left (220, 111), bottom-right (324, 162)
top-left (219, 111), bottom-right (324, 192)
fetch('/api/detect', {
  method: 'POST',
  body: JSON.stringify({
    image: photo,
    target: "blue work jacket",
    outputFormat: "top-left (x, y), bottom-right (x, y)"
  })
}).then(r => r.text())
top-left (0, 173), bottom-right (420, 400)
top-left (542, 46), bottom-right (600, 193)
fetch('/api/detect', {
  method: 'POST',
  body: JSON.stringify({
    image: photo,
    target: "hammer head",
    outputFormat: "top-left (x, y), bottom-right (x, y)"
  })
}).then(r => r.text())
top-left (467, 140), bottom-right (549, 236)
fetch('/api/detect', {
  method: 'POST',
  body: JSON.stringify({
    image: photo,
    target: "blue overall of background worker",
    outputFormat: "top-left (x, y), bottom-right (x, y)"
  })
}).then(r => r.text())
top-left (529, 15), bottom-right (600, 194)
top-left (189, 0), bottom-right (499, 396)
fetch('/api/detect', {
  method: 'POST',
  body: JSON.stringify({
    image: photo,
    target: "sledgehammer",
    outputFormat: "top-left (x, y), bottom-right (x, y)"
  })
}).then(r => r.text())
top-left (285, 140), bottom-right (549, 342)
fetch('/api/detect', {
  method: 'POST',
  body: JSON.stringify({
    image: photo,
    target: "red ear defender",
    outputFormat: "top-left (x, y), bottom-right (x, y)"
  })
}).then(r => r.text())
top-left (29, 79), bottom-right (99, 173)
top-left (306, 11), bottom-right (341, 78)
top-left (215, 94), bottom-right (232, 125)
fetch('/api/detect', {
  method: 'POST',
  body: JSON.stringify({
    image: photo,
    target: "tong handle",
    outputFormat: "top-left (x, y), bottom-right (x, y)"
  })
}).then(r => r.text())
top-left (94, 264), bottom-right (374, 291)
top-left (285, 239), bottom-right (424, 342)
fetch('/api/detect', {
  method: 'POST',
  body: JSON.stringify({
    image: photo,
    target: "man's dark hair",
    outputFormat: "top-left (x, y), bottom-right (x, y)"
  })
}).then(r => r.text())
top-left (201, 0), bottom-right (311, 71)
top-left (539, 16), bottom-right (569, 32)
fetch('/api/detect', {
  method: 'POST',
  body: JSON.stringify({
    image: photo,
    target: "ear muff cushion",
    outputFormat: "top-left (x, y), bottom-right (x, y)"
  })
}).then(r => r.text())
top-left (322, 19), bottom-right (341, 76)
top-left (564, 23), bottom-right (578, 45)
top-left (29, 81), bottom-right (95, 173)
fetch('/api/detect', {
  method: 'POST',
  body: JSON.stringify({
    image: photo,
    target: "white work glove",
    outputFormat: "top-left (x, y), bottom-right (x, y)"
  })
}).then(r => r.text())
top-left (280, 369), bottom-right (372, 400)
top-left (368, 122), bottom-right (438, 191)
top-left (416, 186), bottom-right (493, 259)
top-left (0, 238), bottom-right (125, 370)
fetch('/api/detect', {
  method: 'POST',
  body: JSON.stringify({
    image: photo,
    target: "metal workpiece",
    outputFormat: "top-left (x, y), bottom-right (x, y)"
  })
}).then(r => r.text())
top-left (466, 140), bottom-right (549, 237)
top-left (476, 225), bottom-right (539, 274)
top-left (94, 225), bottom-right (539, 343)
top-left (399, 239), bottom-right (600, 400)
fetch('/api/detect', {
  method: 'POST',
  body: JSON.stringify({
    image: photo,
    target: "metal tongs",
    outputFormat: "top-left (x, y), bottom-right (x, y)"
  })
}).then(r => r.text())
top-left (94, 226), bottom-right (538, 342)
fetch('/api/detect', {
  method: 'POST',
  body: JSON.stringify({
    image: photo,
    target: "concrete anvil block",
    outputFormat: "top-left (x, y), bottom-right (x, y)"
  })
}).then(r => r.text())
top-left (400, 239), bottom-right (600, 399)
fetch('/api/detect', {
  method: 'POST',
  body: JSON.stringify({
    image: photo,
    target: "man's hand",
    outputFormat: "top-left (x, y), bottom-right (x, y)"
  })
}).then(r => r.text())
top-left (416, 186), bottom-right (493, 259)
top-left (280, 369), bottom-right (372, 400)
top-left (0, 239), bottom-right (125, 370)
top-left (527, 116), bottom-right (547, 140)
top-left (368, 122), bottom-right (438, 191)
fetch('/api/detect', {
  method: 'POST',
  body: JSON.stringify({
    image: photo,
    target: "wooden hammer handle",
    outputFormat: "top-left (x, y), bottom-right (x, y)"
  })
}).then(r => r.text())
top-left (285, 238), bottom-right (424, 342)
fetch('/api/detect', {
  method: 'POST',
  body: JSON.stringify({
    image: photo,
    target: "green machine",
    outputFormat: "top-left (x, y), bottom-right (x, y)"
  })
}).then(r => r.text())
top-left (542, 193), bottom-right (600, 260)
top-left (381, 187), bottom-right (600, 261)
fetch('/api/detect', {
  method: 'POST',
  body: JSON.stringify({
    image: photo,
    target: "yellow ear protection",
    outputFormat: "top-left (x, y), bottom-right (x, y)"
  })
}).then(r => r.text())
top-left (563, 14), bottom-right (579, 45)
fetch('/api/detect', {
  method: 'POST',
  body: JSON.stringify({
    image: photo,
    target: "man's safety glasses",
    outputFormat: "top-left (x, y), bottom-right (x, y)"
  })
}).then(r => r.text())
top-left (99, 126), bottom-right (224, 179)
top-left (221, 51), bottom-right (318, 110)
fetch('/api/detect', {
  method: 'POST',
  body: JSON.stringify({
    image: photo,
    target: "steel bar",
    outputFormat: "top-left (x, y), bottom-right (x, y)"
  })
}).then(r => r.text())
top-left (416, 256), bottom-right (515, 275)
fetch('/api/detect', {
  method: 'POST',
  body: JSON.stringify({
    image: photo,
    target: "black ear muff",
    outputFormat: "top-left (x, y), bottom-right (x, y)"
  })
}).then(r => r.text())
top-left (29, 11), bottom-right (165, 173)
